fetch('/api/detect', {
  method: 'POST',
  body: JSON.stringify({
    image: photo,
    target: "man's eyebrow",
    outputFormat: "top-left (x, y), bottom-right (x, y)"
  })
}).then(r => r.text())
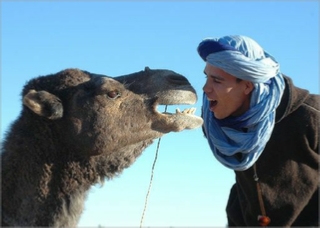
top-left (204, 71), bottom-right (224, 80)
top-left (212, 75), bottom-right (224, 80)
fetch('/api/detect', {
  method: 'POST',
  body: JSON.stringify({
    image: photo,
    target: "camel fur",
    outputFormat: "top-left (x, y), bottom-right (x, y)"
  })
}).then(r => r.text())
top-left (1, 67), bottom-right (203, 227)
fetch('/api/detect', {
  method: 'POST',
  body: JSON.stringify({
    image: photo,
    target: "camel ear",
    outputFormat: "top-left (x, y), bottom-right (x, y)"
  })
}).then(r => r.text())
top-left (23, 90), bottom-right (63, 120)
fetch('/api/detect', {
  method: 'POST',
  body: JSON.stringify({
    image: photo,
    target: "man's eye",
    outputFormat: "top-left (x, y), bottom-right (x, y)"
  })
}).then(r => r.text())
top-left (106, 90), bottom-right (121, 99)
top-left (213, 78), bottom-right (221, 83)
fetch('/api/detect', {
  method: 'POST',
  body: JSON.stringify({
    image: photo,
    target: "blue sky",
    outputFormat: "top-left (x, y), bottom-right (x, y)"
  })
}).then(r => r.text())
top-left (1, 1), bottom-right (319, 227)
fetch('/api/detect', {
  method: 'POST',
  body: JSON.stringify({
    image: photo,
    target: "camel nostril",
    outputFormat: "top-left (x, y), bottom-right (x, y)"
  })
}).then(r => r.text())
top-left (167, 75), bottom-right (190, 85)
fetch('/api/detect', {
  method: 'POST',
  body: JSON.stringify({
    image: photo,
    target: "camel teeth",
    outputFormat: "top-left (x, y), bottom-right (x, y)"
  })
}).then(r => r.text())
top-left (189, 107), bottom-right (196, 114)
top-left (171, 107), bottom-right (197, 115)
top-left (181, 107), bottom-right (196, 115)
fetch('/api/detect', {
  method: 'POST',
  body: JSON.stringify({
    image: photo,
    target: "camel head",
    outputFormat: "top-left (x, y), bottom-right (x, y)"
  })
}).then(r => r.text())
top-left (22, 67), bottom-right (203, 159)
top-left (2, 67), bottom-right (203, 227)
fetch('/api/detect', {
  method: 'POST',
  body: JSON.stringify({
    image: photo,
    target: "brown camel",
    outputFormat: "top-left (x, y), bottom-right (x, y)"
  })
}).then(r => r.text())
top-left (1, 67), bottom-right (203, 227)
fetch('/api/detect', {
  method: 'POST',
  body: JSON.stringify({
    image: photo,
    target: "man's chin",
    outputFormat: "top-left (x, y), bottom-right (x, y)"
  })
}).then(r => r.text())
top-left (213, 112), bottom-right (225, 120)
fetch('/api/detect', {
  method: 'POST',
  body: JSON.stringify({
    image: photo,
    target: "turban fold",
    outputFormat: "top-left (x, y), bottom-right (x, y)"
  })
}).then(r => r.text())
top-left (197, 36), bottom-right (280, 83)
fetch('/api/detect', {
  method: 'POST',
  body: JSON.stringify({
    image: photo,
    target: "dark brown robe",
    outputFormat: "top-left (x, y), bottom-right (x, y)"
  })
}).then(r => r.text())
top-left (226, 76), bottom-right (319, 226)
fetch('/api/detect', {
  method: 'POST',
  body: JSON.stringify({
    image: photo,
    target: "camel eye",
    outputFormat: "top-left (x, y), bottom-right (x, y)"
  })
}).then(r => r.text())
top-left (106, 90), bottom-right (121, 99)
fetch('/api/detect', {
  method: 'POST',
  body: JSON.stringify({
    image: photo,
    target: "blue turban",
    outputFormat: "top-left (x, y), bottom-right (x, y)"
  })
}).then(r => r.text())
top-left (197, 35), bottom-right (280, 83)
top-left (198, 35), bottom-right (285, 171)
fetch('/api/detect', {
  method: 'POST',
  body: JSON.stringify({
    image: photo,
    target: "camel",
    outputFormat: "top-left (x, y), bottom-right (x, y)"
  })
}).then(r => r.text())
top-left (1, 67), bottom-right (203, 227)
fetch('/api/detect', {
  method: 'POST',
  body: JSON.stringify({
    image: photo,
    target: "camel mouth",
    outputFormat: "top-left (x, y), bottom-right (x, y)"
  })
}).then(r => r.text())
top-left (158, 104), bottom-right (203, 122)
top-left (154, 104), bottom-right (203, 131)
top-left (161, 106), bottom-right (197, 116)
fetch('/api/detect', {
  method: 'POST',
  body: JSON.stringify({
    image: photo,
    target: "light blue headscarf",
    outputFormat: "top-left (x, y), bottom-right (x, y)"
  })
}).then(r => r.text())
top-left (198, 35), bottom-right (285, 171)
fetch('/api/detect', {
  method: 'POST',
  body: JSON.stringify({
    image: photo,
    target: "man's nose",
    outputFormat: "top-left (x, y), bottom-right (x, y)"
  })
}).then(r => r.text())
top-left (202, 79), bottom-right (211, 94)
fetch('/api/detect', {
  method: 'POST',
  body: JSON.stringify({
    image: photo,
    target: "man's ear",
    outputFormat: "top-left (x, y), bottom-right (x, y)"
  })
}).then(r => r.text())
top-left (244, 81), bottom-right (254, 95)
top-left (23, 90), bottom-right (63, 120)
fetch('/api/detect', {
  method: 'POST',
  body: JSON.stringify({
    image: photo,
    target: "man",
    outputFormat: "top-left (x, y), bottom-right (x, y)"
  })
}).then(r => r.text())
top-left (197, 35), bottom-right (319, 226)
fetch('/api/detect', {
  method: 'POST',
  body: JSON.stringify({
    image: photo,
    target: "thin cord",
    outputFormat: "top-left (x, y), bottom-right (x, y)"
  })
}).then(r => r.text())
top-left (253, 164), bottom-right (267, 216)
top-left (139, 105), bottom-right (167, 228)
top-left (253, 163), bottom-right (271, 227)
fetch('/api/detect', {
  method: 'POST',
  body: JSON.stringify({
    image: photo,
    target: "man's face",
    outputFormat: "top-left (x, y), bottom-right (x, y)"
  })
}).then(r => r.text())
top-left (203, 63), bottom-right (253, 119)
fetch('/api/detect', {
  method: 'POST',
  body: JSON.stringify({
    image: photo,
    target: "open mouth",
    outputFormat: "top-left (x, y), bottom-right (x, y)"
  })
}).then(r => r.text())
top-left (209, 100), bottom-right (218, 111)
top-left (154, 104), bottom-right (203, 131)
top-left (157, 105), bottom-right (197, 116)
top-left (151, 92), bottom-right (203, 131)
top-left (152, 98), bottom-right (203, 131)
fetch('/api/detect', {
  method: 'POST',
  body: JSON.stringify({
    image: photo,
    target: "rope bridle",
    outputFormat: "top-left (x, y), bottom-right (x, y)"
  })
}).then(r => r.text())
top-left (253, 163), bottom-right (271, 226)
top-left (139, 106), bottom-right (167, 228)
top-left (138, 107), bottom-right (271, 227)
